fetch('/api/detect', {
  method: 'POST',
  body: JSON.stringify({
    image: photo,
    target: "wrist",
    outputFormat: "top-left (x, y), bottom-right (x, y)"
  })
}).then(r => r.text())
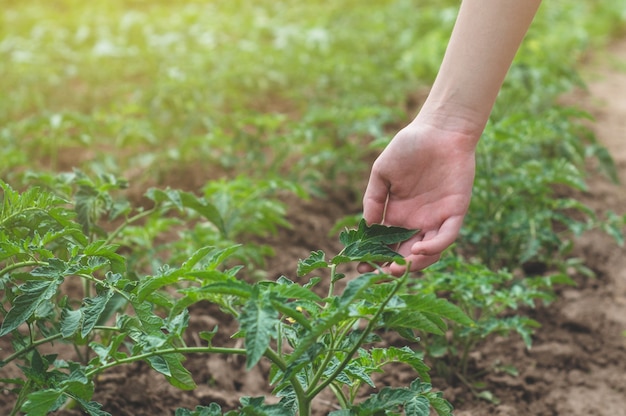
top-left (410, 98), bottom-right (487, 148)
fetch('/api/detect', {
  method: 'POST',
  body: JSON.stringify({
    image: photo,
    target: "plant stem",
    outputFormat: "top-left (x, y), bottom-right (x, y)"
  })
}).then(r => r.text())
top-left (77, 273), bottom-right (132, 302)
top-left (103, 207), bottom-right (157, 246)
top-left (0, 260), bottom-right (48, 278)
top-left (1, 333), bottom-right (64, 365)
top-left (85, 346), bottom-right (247, 377)
top-left (306, 274), bottom-right (406, 401)
top-left (329, 382), bottom-right (349, 408)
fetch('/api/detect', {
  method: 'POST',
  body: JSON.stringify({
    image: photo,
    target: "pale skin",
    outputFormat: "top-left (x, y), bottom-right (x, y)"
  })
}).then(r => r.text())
top-left (361, 0), bottom-right (542, 275)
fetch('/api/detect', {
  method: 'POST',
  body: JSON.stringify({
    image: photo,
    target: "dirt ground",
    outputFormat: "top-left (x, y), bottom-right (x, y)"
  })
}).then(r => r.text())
top-left (2, 38), bottom-right (626, 416)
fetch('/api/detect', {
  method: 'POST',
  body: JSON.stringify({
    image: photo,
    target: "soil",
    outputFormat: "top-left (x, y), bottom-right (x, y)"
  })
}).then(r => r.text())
top-left (2, 39), bottom-right (626, 416)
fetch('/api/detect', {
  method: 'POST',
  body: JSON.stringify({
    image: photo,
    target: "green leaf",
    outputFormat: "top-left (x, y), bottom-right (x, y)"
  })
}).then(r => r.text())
top-left (148, 353), bottom-right (197, 390)
top-left (358, 386), bottom-right (417, 411)
top-left (145, 188), bottom-right (185, 211)
top-left (372, 346), bottom-right (431, 383)
top-left (179, 191), bottom-right (227, 236)
top-left (332, 220), bottom-right (418, 265)
top-left (137, 266), bottom-right (185, 302)
top-left (175, 404), bottom-right (223, 416)
top-left (199, 326), bottom-right (219, 345)
top-left (401, 294), bottom-right (474, 326)
top-left (21, 389), bottom-right (63, 416)
top-left (240, 289), bottom-right (279, 369)
top-left (339, 272), bottom-right (386, 308)
top-left (131, 300), bottom-right (164, 333)
top-left (0, 278), bottom-right (62, 336)
top-left (297, 250), bottom-right (328, 276)
top-left (60, 307), bottom-right (83, 338)
top-left (405, 397), bottom-right (431, 416)
top-left (75, 398), bottom-right (112, 416)
top-left (61, 367), bottom-right (94, 401)
top-left (81, 289), bottom-right (115, 338)
top-left (270, 300), bottom-right (312, 330)
top-left (340, 219), bottom-right (418, 246)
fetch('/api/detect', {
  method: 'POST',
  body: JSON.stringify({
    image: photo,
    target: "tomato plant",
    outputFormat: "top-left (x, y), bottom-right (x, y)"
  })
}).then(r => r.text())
top-left (0, 178), bottom-right (472, 415)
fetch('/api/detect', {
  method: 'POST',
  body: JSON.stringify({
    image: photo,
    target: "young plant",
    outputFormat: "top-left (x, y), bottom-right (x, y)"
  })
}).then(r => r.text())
top-left (411, 252), bottom-right (575, 390)
top-left (0, 177), bottom-right (471, 416)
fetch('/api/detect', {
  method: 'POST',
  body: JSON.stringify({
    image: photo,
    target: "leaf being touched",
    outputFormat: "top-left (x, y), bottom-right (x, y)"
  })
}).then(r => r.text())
top-left (334, 219), bottom-right (418, 264)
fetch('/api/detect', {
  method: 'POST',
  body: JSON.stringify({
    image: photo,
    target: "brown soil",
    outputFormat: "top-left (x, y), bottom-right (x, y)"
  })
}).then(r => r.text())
top-left (2, 39), bottom-right (626, 416)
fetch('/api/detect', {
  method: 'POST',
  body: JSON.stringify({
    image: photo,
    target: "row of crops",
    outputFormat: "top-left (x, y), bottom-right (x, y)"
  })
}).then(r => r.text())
top-left (1, 1), bottom-right (626, 415)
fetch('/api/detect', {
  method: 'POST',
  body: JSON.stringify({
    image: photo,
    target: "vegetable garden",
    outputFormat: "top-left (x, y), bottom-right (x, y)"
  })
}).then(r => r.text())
top-left (1, 1), bottom-right (626, 415)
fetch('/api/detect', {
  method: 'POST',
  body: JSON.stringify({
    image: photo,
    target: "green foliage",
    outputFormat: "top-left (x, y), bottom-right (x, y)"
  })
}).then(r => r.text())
top-left (413, 252), bottom-right (575, 385)
top-left (463, 105), bottom-right (623, 272)
top-left (1, 180), bottom-right (467, 415)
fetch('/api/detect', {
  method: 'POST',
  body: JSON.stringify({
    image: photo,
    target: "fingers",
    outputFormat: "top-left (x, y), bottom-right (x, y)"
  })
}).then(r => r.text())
top-left (410, 215), bottom-right (464, 257)
top-left (357, 216), bottom-right (463, 276)
top-left (362, 172), bottom-right (389, 225)
top-left (389, 252), bottom-right (441, 275)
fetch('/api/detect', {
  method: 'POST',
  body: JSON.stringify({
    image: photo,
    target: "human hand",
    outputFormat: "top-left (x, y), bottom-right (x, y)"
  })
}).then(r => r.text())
top-left (361, 117), bottom-right (478, 275)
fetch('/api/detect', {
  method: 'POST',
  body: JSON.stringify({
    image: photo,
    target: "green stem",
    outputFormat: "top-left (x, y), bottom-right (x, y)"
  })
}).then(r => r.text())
top-left (1, 326), bottom-right (124, 366)
top-left (77, 273), bottom-right (132, 302)
top-left (0, 260), bottom-right (47, 278)
top-left (328, 263), bottom-right (337, 298)
top-left (103, 208), bottom-right (157, 246)
top-left (329, 382), bottom-right (349, 408)
top-left (85, 346), bottom-right (247, 377)
top-left (306, 274), bottom-right (406, 401)
top-left (1, 333), bottom-right (64, 365)
top-left (263, 348), bottom-right (309, 412)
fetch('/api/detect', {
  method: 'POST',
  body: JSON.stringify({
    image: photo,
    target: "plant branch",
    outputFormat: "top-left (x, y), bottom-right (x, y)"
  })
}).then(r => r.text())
top-left (0, 260), bottom-right (48, 278)
top-left (306, 273), bottom-right (407, 400)
top-left (1, 333), bottom-right (64, 366)
top-left (85, 346), bottom-right (247, 377)
top-left (103, 207), bottom-right (157, 246)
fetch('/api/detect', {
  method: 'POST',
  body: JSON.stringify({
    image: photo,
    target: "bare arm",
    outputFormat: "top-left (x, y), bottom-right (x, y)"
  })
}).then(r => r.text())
top-left (362, 0), bottom-right (541, 274)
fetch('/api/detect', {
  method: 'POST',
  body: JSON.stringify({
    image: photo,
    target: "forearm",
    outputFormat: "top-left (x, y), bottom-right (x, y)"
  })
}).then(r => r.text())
top-left (418, 0), bottom-right (542, 141)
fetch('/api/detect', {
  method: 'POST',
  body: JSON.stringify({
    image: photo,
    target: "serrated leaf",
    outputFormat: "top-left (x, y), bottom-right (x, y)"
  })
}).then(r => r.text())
top-left (60, 308), bottom-right (83, 338)
top-left (131, 300), bottom-right (164, 333)
top-left (179, 191), bottom-right (227, 237)
top-left (146, 188), bottom-right (185, 211)
top-left (358, 386), bottom-right (417, 411)
top-left (199, 326), bottom-right (218, 345)
top-left (175, 404), bottom-right (223, 416)
top-left (401, 294), bottom-right (473, 327)
top-left (297, 250), bottom-right (328, 276)
top-left (0, 278), bottom-right (62, 336)
top-left (333, 219), bottom-right (417, 264)
top-left (190, 280), bottom-right (254, 299)
top-left (338, 272), bottom-right (385, 308)
top-left (81, 290), bottom-right (114, 338)
top-left (75, 398), bottom-right (112, 416)
top-left (137, 266), bottom-right (185, 302)
top-left (372, 346), bottom-right (431, 382)
top-left (405, 396), bottom-right (431, 416)
top-left (340, 219), bottom-right (418, 246)
top-left (61, 369), bottom-right (94, 401)
top-left (149, 353), bottom-right (196, 390)
top-left (286, 273), bottom-right (383, 366)
top-left (21, 389), bottom-right (63, 416)
top-left (240, 290), bottom-right (279, 369)
top-left (271, 281), bottom-right (322, 303)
